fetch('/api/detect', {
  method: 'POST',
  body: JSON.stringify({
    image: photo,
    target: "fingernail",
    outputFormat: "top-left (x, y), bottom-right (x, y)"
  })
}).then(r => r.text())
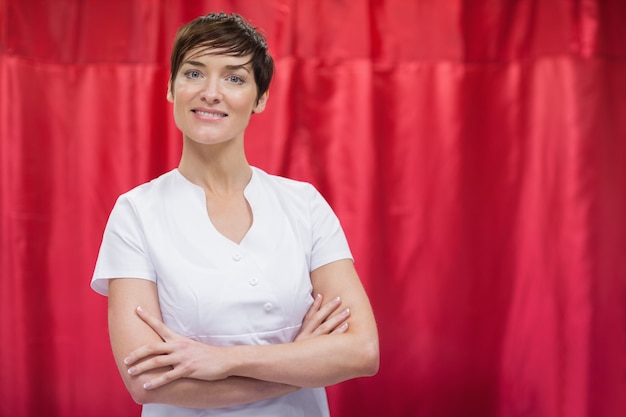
top-left (136, 306), bottom-right (143, 312)
top-left (124, 356), bottom-right (131, 365)
top-left (342, 308), bottom-right (350, 317)
top-left (127, 366), bottom-right (136, 375)
top-left (340, 322), bottom-right (348, 330)
top-left (334, 297), bottom-right (341, 303)
top-left (143, 381), bottom-right (152, 389)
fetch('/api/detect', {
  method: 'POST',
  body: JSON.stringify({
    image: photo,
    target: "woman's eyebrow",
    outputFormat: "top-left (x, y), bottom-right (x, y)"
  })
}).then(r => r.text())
top-left (225, 64), bottom-right (252, 73)
top-left (181, 61), bottom-right (251, 73)
top-left (182, 60), bottom-right (206, 68)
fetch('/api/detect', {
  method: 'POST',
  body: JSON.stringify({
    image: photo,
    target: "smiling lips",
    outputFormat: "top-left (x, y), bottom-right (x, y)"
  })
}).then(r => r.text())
top-left (193, 109), bottom-right (227, 118)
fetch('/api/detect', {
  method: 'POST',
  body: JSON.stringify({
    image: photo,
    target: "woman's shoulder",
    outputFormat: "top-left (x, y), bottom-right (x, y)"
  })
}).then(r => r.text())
top-left (250, 167), bottom-right (333, 220)
top-left (116, 169), bottom-right (180, 205)
top-left (251, 166), bottom-right (316, 195)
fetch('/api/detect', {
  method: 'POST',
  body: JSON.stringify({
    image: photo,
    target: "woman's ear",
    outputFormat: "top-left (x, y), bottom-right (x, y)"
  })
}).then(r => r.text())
top-left (253, 91), bottom-right (269, 114)
top-left (166, 80), bottom-right (174, 103)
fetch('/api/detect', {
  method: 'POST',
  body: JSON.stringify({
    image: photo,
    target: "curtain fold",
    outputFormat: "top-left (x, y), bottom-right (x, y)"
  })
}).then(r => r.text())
top-left (1, 1), bottom-right (625, 416)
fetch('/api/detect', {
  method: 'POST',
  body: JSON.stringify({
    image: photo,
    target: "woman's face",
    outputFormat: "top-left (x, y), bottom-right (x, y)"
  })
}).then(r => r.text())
top-left (168, 48), bottom-right (268, 146)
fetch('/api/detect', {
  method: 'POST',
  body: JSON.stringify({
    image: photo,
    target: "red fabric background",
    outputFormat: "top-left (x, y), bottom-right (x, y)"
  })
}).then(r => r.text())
top-left (1, 1), bottom-right (625, 416)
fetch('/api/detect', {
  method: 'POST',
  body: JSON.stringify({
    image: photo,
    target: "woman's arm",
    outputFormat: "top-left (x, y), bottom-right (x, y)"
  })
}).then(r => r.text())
top-left (126, 259), bottom-right (379, 390)
top-left (229, 258), bottom-right (379, 387)
top-left (109, 277), bottom-right (316, 408)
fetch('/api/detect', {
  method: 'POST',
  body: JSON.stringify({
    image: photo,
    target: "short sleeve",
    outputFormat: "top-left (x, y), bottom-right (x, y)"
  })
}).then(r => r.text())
top-left (308, 185), bottom-right (353, 271)
top-left (91, 194), bottom-right (156, 296)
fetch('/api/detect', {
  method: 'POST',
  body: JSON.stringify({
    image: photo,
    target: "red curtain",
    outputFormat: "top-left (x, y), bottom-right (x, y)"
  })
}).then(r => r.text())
top-left (1, 1), bottom-right (625, 416)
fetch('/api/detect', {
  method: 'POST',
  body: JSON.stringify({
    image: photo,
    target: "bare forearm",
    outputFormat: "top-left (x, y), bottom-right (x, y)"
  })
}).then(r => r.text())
top-left (131, 375), bottom-right (298, 408)
top-left (228, 332), bottom-right (379, 388)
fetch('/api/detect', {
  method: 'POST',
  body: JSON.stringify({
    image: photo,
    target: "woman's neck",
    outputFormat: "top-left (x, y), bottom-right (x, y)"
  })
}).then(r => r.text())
top-left (178, 138), bottom-right (251, 197)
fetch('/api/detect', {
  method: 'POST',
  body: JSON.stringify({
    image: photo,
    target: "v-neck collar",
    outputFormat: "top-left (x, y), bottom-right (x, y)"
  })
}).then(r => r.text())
top-left (172, 167), bottom-right (263, 248)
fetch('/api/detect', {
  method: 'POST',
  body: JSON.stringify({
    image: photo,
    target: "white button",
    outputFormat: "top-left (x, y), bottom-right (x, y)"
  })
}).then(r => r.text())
top-left (232, 253), bottom-right (242, 261)
top-left (263, 302), bottom-right (273, 312)
top-left (249, 277), bottom-right (259, 286)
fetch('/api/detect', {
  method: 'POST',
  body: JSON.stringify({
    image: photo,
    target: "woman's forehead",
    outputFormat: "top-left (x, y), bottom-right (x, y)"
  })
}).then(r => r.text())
top-left (184, 47), bottom-right (252, 64)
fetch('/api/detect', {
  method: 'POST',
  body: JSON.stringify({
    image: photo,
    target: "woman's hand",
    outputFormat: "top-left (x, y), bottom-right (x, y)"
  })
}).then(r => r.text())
top-left (124, 306), bottom-right (230, 390)
top-left (295, 294), bottom-right (350, 342)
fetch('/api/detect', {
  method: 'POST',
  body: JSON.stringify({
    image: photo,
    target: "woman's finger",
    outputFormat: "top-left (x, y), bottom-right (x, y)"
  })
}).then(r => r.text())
top-left (142, 367), bottom-right (185, 390)
top-left (331, 321), bottom-right (349, 334)
top-left (303, 294), bottom-right (323, 322)
top-left (316, 296), bottom-right (342, 322)
top-left (136, 306), bottom-right (176, 342)
top-left (296, 296), bottom-right (347, 341)
top-left (124, 341), bottom-right (173, 366)
top-left (126, 350), bottom-right (176, 376)
top-left (311, 307), bottom-right (350, 337)
top-left (305, 296), bottom-right (342, 335)
top-left (299, 294), bottom-right (324, 334)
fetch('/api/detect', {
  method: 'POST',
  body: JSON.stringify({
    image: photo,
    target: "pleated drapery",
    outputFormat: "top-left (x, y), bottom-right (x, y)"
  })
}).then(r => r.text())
top-left (1, 1), bottom-right (625, 416)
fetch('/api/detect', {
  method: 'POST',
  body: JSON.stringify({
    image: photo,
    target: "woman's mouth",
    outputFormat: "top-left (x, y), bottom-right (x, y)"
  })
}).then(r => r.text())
top-left (193, 109), bottom-right (227, 118)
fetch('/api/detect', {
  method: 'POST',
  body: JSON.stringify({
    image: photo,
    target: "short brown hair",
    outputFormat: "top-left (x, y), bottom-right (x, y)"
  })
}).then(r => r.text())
top-left (169, 12), bottom-right (274, 100)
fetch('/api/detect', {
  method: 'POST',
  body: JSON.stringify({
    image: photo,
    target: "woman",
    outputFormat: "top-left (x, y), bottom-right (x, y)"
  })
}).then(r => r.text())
top-left (91, 12), bottom-right (379, 417)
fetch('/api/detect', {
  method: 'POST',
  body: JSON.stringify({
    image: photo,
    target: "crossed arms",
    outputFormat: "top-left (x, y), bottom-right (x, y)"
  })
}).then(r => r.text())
top-left (107, 259), bottom-right (379, 409)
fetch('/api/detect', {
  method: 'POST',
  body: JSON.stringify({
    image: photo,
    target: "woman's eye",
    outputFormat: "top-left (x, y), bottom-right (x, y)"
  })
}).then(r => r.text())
top-left (227, 75), bottom-right (244, 84)
top-left (185, 70), bottom-right (202, 79)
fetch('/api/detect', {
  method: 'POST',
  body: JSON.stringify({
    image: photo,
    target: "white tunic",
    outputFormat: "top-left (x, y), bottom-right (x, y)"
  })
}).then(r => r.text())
top-left (91, 167), bottom-right (353, 417)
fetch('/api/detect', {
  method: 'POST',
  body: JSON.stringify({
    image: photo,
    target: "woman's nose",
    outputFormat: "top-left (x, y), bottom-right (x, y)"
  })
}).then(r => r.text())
top-left (200, 78), bottom-right (223, 102)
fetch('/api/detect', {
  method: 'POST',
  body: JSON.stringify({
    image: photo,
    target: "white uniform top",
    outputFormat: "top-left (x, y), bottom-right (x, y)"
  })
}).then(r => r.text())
top-left (91, 167), bottom-right (353, 417)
